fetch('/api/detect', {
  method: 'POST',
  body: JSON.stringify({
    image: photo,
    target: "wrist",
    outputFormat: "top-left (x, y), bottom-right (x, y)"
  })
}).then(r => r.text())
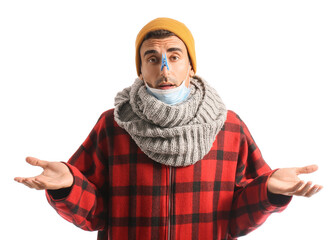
top-left (60, 162), bottom-right (74, 188)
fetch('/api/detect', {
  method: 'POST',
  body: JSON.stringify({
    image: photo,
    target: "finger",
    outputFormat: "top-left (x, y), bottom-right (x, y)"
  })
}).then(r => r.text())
top-left (294, 181), bottom-right (313, 196)
top-left (15, 176), bottom-right (43, 185)
top-left (22, 179), bottom-right (34, 188)
top-left (23, 182), bottom-right (33, 188)
top-left (14, 177), bottom-right (29, 184)
top-left (14, 177), bottom-right (25, 183)
top-left (23, 177), bottom-right (43, 190)
top-left (26, 157), bottom-right (48, 169)
top-left (15, 177), bottom-right (43, 190)
top-left (296, 165), bottom-right (318, 175)
top-left (315, 185), bottom-right (323, 194)
top-left (305, 185), bottom-right (323, 198)
top-left (32, 179), bottom-right (46, 190)
top-left (286, 180), bottom-right (305, 194)
top-left (34, 176), bottom-right (48, 189)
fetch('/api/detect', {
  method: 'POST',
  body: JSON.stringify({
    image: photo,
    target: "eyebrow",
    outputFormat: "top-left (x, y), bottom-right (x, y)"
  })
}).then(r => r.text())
top-left (167, 47), bottom-right (183, 53)
top-left (143, 47), bottom-right (183, 57)
top-left (143, 49), bottom-right (158, 57)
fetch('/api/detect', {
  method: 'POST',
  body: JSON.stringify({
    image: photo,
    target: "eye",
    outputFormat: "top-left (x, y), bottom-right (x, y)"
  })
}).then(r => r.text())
top-left (148, 57), bottom-right (158, 63)
top-left (170, 55), bottom-right (179, 61)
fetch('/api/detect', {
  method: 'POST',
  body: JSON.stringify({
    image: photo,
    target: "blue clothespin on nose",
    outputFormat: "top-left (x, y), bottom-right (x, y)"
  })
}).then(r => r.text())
top-left (161, 53), bottom-right (170, 71)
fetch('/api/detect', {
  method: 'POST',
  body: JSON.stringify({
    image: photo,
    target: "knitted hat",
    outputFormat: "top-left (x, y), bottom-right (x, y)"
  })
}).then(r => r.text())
top-left (135, 17), bottom-right (196, 76)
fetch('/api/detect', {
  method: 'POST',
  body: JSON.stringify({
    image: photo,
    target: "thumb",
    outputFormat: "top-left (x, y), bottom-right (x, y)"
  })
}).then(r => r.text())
top-left (296, 164), bottom-right (318, 175)
top-left (26, 156), bottom-right (49, 169)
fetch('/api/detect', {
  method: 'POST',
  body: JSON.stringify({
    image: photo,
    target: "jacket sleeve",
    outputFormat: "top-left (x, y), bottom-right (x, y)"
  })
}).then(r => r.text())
top-left (45, 113), bottom-right (110, 231)
top-left (228, 116), bottom-right (292, 238)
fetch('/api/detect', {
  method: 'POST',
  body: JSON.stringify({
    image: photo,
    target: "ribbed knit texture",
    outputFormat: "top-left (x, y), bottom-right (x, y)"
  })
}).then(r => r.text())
top-left (114, 76), bottom-right (227, 166)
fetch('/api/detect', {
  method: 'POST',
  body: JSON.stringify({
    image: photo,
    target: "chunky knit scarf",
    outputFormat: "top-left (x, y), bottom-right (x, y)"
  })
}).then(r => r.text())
top-left (114, 76), bottom-right (227, 167)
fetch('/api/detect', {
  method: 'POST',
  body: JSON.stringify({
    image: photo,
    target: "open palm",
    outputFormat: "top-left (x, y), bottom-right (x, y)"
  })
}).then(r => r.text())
top-left (14, 157), bottom-right (73, 190)
top-left (267, 165), bottom-right (322, 197)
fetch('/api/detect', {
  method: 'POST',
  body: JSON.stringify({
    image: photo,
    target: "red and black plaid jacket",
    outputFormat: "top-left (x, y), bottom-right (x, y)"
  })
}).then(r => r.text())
top-left (46, 109), bottom-right (291, 240)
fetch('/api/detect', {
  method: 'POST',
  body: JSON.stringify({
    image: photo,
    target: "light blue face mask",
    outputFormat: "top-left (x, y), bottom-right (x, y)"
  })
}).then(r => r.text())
top-left (145, 78), bottom-right (191, 105)
top-left (145, 53), bottom-right (191, 105)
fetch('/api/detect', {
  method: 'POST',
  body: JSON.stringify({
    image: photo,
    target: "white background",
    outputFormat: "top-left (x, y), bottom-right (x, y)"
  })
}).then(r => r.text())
top-left (1, 0), bottom-right (334, 239)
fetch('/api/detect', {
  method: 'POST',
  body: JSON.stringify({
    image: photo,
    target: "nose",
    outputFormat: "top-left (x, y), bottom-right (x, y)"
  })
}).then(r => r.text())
top-left (161, 65), bottom-right (169, 78)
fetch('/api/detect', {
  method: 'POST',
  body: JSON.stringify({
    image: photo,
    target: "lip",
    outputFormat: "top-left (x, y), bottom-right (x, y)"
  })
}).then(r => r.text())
top-left (158, 83), bottom-right (176, 90)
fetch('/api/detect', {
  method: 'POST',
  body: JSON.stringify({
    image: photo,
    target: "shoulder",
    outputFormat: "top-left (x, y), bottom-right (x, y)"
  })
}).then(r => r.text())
top-left (223, 110), bottom-right (244, 130)
top-left (217, 110), bottom-right (244, 142)
top-left (100, 108), bottom-right (115, 119)
top-left (223, 110), bottom-right (251, 137)
top-left (225, 110), bottom-right (243, 125)
top-left (96, 108), bottom-right (116, 125)
top-left (98, 108), bottom-right (125, 133)
top-left (88, 108), bottom-right (115, 132)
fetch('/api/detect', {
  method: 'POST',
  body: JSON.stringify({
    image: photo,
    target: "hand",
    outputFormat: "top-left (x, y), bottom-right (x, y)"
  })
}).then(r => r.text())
top-left (14, 157), bottom-right (74, 190)
top-left (267, 165), bottom-right (323, 197)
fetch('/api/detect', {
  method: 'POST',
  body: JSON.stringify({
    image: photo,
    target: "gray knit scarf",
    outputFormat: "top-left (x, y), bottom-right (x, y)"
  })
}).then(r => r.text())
top-left (114, 76), bottom-right (227, 167)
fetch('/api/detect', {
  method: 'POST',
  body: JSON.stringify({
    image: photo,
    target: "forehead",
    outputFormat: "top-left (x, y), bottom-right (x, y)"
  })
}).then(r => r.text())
top-left (140, 36), bottom-right (188, 55)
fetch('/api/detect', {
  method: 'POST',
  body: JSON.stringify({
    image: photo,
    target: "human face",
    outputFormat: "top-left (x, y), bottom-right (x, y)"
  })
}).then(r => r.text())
top-left (139, 36), bottom-right (194, 89)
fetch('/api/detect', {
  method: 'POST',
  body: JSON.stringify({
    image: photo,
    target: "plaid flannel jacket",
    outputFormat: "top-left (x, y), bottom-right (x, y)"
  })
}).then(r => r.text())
top-left (46, 109), bottom-right (291, 240)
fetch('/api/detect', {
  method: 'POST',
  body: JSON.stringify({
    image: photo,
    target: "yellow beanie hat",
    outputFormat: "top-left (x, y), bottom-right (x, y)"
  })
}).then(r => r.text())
top-left (135, 17), bottom-right (196, 77)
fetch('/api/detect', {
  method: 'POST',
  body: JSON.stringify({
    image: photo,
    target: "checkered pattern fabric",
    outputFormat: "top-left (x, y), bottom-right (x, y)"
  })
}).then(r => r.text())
top-left (46, 109), bottom-right (291, 240)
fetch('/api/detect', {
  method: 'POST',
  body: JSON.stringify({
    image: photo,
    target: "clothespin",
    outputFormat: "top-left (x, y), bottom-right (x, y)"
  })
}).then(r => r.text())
top-left (161, 53), bottom-right (170, 71)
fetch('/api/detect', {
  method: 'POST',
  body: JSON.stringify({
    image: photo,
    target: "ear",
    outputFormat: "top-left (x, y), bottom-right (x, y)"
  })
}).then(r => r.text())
top-left (139, 73), bottom-right (143, 80)
top-left (189, 67), bottom-right (195, 77)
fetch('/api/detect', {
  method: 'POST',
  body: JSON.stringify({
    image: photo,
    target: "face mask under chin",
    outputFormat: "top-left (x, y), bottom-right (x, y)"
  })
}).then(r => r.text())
top-left (144, 67), bottom-right (191, 105)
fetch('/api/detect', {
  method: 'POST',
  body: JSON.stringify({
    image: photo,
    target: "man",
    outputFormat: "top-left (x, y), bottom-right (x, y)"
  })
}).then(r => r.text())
top-left (15, 18), bottom-right (322, 240)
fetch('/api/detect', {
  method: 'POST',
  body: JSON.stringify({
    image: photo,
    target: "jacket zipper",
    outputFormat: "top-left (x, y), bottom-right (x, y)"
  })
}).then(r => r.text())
top-left (167, 166), bottom-right (172, 240)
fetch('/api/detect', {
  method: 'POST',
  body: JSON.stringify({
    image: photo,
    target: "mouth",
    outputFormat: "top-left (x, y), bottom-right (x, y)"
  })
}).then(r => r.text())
top-left (158, 83), bottom-right (176, 90)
